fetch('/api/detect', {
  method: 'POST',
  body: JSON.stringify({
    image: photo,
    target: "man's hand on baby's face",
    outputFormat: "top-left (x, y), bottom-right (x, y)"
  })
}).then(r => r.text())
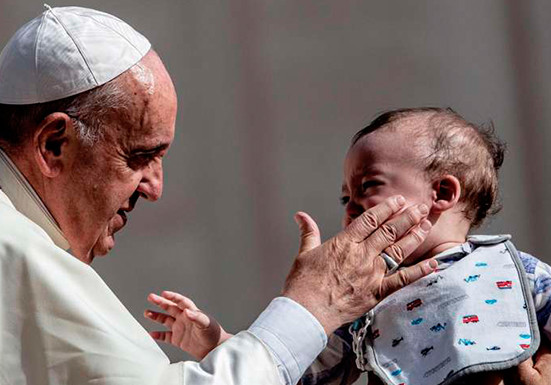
top-left (283, 196), bottom-right (436, 336)
top-left (145, 291), bottom-right (232, 360)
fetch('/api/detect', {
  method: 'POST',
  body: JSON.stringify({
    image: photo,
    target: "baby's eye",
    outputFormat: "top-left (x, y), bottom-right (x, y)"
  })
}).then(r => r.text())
top-left (339, 196), bottom-right (350, 206)
top-left (362, 180), bottom-right (382, 191)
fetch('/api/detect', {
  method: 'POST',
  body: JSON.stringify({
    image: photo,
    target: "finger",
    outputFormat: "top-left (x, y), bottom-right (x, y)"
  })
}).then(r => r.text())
top-left (380, 258), bottom-right (438, 298)
top-left (144, 310), bottom-right (175, 328)
top-left (162, 291), bottom-right (199, 312)
top-left (149, 330), bottom-right (172, 344)
top-left (517, 357), bottom-right (534, 370)
top-left (382, 218), bottom-right (432, 265)
top-left (147, 293), bottom-right (182, 318)
top-left (344, 195), bottom-right (406, 242)
top-left (185, 308), bottom-right (212, 329)
top-left (507, 358), bottom-right (535, 384)
top-left (294, 211), bottom-right (321, 253)
top-left (362, 204), bottom-right (429, 262)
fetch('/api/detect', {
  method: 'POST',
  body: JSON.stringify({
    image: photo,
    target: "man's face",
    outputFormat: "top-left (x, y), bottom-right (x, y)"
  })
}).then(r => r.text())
top-left (341, 126), bottom-right (433, 228)
top-left (60, 52), bottom-right (177, 263)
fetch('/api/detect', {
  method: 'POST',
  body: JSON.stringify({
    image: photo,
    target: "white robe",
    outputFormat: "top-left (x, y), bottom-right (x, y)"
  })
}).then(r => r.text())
top-left (0, 189), bottom-right (282, 384)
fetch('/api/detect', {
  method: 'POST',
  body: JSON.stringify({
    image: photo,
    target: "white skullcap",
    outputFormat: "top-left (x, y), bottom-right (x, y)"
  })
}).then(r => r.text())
top-left (0, 5), bottom-right (151, 105)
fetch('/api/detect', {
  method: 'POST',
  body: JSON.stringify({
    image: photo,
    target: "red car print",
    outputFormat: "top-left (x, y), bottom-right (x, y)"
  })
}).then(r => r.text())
top-left (407, 298), bottom-right (423, 311)
top-left (520, 344), bottom-right (530, 350)
top-left (496, 281), bottom-right (513, 289)
top-left (371, 329), bottom-right (380, 339)
top-left (462, 315), bottom-right (479, 324)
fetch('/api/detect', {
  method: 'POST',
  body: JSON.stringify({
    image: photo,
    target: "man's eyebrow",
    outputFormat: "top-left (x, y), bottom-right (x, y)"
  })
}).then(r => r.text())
top-left (130, 143), bottom-right (170, 154)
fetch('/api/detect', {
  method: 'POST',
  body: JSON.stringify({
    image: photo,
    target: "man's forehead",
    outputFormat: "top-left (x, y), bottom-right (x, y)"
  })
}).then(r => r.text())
top-left (113, 52), bottom-right (177, 145)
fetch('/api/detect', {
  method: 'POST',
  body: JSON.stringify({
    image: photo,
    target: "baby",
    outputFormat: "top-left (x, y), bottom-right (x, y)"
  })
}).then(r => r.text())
top-left (145, 108), bottom-right (551, 384)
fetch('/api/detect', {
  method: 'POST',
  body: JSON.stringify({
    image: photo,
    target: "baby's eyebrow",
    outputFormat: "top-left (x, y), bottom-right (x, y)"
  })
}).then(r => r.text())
top-left (341, 183), bottom-right (349, 194)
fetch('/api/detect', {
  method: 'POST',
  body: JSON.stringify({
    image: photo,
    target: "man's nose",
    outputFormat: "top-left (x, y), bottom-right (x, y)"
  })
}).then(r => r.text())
top-left (137, 159), bottom-right (163, 201)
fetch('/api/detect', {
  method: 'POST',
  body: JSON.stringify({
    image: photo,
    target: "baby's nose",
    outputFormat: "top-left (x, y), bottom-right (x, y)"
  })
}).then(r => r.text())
top-left (345, 201), bottom-right (366, 223)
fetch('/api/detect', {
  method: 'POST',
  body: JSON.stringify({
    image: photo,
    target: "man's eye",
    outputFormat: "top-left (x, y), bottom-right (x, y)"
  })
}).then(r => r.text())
top-left (128, 154), bottom-right (154, 169)
top-left (339, 196), bottom-right (350, 206)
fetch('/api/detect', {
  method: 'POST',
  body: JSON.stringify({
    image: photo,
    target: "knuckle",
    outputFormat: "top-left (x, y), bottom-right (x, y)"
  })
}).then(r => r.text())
top-left (387, 244), bottom-right (405, 263)
top-left (396, 270), bottom-right (411, 287)
top-left (303, 228), bottom-right (320, 240)
top-left (409, 228), bottom-right (426, 244)
top-left (380, 222), bottom-right (398, 242)
top-left (405, 205), bottom-right (422, 223)
top-left (361, 211), bottom-right (379, 231)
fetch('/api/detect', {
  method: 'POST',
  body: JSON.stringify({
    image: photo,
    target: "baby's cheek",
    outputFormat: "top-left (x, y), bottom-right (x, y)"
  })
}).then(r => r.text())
top-left (365, 196), bottom-right (384, 209)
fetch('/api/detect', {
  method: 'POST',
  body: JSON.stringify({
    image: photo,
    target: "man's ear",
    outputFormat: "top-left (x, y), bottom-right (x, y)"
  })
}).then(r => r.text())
top-left (33, 112), bottom-right (75, 178)
top-left (431, 175), bottom-right (461, 214)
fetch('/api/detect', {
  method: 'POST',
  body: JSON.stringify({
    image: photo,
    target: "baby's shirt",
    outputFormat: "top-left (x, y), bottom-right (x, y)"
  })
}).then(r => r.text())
top-left (301, 240), bottom-right (551, 385)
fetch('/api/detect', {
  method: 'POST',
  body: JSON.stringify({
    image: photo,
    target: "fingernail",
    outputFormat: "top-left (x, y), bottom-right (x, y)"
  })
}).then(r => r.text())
top-left (427, 259), bottom-right (438, 270)
top-left (418, 204), bottom-right (429, 215)
top-left (396, 196), bottom-right (406, 205)
top-left (420, 219), bottom-right (432, 232)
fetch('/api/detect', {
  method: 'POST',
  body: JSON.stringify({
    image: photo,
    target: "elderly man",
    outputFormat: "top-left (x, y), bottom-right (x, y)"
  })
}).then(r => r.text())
top-left (0, 6), bottom-right (454, 385)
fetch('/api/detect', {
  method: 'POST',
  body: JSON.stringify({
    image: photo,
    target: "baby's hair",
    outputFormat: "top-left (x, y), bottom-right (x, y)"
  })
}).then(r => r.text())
top-left (351, 107), bottom-right (506, 228)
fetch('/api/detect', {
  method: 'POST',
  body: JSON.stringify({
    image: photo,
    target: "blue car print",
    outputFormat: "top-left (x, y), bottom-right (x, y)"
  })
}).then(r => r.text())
top-left (520, 334), bottom-right (531, 339)
top-left (458, 338), bottom-right (476, 346)
top-left (411, 317), bottom-right (424, 325)
top-left (485, 299), bottom-right (498, 305)
top-left (486, 346), bottom-right (501, 351)
top-left (475, 262), bottom-right (488, 267)
top-left (430, 323), bottom-right (447, 332)
top-left (464, 274), bottom-right (481, 283)
top-left (391, 369), bottom-right (402, 377)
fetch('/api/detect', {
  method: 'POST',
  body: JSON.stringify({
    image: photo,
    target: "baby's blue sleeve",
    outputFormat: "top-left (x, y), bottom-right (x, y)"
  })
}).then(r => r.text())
top-left (301, 325), bottom-right (361, 385)
top-left (519, 252), bottom-right (551, 341)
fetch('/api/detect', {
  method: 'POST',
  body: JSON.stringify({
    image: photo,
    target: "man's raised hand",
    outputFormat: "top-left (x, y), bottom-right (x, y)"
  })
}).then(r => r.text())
top-left (283, 195), bottom-right (436, 335)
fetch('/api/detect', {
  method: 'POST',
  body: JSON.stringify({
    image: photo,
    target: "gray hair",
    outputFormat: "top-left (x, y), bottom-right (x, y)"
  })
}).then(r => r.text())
top-left (0, 76), bottom-right (130, 151)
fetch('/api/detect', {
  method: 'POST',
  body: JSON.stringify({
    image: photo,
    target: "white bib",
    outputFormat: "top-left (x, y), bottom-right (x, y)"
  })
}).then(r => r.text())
top-left (351, 235), bottom-right (540, 385)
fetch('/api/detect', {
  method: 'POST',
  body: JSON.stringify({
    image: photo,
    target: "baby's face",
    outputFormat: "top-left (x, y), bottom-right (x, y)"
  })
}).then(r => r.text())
top-left (341, 128), bottom-right (433, 228)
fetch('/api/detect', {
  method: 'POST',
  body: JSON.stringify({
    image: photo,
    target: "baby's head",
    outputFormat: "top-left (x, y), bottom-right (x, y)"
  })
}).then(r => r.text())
top-left (341, 107), bottom-right (505, 261)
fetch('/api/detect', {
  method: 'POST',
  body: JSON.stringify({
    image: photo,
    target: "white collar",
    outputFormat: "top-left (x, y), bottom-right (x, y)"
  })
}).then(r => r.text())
top-left (0, 149), bottom-right (70, 250)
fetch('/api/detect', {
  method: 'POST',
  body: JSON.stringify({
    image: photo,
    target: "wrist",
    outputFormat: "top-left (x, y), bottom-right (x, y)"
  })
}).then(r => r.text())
top-left (282, 291), bottom-right (341, 336)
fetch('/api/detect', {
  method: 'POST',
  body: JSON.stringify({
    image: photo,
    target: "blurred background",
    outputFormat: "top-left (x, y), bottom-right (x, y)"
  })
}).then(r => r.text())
top-left (1, 1), bottom-right (550, 381)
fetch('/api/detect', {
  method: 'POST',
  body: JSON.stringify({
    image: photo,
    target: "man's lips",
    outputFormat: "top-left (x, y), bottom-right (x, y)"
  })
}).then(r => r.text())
top-left (118, 210), bottom-right (127, 225)
top-left (112, 210), bottom-right (128, 233)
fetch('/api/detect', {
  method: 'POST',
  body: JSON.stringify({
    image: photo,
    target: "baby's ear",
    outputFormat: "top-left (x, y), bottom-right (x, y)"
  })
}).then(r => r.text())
top-left (431, 175), bottom-right (461, 214)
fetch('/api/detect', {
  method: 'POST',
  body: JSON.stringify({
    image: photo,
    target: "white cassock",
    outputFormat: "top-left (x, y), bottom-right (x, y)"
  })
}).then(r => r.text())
top-left (0, 150), bottom-right (326, 385)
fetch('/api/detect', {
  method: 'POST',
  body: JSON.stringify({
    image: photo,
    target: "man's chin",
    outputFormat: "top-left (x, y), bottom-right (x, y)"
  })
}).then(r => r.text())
top-left (90, 235), bottom-right (115, 260)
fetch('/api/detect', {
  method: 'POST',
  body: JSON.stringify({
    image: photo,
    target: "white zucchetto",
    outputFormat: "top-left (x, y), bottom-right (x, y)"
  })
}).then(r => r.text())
top-left (0, 5), bottom-right (151, 105)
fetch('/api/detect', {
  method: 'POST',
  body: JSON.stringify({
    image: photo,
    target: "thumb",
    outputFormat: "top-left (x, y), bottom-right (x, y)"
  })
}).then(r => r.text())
top-left (294, 211), bottom-right (321, 253)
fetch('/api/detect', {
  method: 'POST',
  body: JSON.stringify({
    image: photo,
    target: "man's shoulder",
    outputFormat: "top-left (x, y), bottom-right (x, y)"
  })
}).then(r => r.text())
top-left (0, 199), bottom-right (56, 258)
